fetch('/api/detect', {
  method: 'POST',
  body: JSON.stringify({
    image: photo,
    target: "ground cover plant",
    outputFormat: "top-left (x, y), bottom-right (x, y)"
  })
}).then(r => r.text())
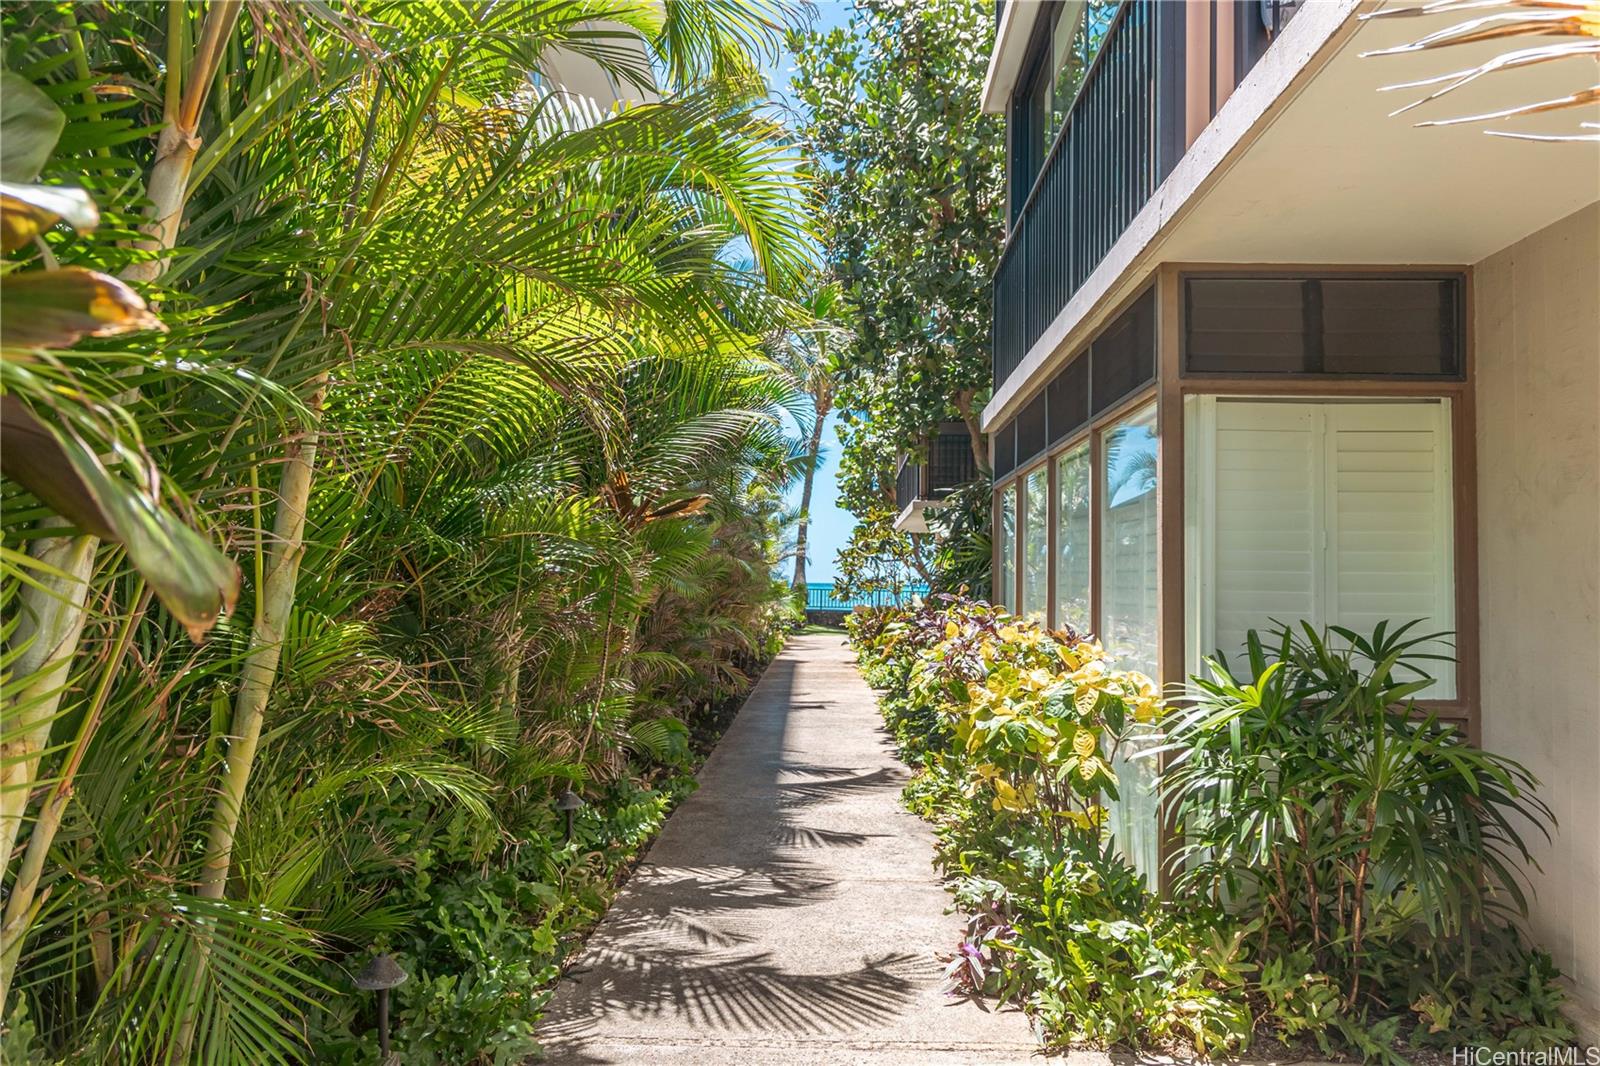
top-left (0, 1), bottom-right (812, 1062)
top-left (849, 598), bottom-right (1573, 1061)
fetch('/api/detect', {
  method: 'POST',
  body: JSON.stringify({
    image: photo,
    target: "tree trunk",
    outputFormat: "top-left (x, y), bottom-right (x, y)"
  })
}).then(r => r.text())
top-left (0, 527), bottom-right (94, 884)
top-left (952, 388), bottom-right (988, 475)
top-left (196, 379), bottom-right (327, 900)
top-left (791, 410), bottom-right (827, 591)
top-left (125, 0), bottom-right (241, 284)
top-left (908, 533), bottom-right (934, 585)
top-left (121, 125), bottom-right (201, 284)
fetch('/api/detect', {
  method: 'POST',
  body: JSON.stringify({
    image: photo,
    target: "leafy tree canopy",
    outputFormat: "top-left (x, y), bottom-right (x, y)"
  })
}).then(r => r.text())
top-left (789, 0), bottom-right (1003, 592)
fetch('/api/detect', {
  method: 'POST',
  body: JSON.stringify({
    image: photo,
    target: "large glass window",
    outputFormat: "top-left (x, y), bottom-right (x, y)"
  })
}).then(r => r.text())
top-left (1100, 403), bottom-right (1160, 882)
top-left (1054, 443), bottom-right (1091, 633)
top-left (1021, 466), bottom-right (1049, 623)
top-left (996, 482), bottom-right (1017, 611)
top-left (1101, 405), bottom-right (1159, 673)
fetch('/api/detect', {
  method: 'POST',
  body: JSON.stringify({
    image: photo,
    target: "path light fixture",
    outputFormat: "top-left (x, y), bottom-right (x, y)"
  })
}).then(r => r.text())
top-left (353, 953), bottom-right (408, 1062)
top-left (556, 788), bottom-right (585, 842)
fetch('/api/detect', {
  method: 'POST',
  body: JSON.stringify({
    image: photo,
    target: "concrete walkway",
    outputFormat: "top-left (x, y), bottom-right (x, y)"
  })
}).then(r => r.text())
top-left (538, 634), bottom-right (1049, 1064)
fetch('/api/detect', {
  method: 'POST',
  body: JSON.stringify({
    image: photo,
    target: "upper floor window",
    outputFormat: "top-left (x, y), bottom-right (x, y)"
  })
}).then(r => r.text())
top-left (1010, 0), bottom-right (1120, 221)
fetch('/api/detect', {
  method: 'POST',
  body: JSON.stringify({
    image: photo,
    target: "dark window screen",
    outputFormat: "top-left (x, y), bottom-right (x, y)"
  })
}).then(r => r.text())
top-left (1047, 352), bottom-right (1089, 444)
top-left (1184, 275), bottom-right (1462, 377)
top-left (994, 419), bottom-right (1018, 478)
top-left (1322, 279), bottom-right (1459, 375)
top-left (1017, 393), bottom-right (1048, 466)
top-left (1091, 288), bottom-right (1156, 414)
top-left (1185, 278), bottom-right (1306, 373)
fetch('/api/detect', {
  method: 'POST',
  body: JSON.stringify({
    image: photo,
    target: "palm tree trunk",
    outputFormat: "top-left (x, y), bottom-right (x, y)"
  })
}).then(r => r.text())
top-left (196, 381), bottom-right (326, 900)
top-left (0, 588), bottom-right (149, 1008)
top-left (192, 34), bottom-right (457, 903)
top-left (952, 388), bottom-right (988, 474)
top-left (125, 0), bottom-right (242, 284)
top-left (791, 411), bottom-right (827, 591)
top-left (0, 528), bottom-right (95, 884)
top-left (174, 382), bottom-right (325, 1060)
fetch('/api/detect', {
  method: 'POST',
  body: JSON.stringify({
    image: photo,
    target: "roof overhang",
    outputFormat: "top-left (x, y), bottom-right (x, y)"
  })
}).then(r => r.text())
top-left (984, 0), bottom-right (1600, 430)
top-left (980, 1), bottom-right (1049, 114)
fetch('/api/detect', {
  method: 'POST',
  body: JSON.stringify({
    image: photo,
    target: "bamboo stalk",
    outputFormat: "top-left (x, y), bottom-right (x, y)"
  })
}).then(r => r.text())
top-left (125, 0), bottom-right (243, 284)
top-left (0, 530), bottom-right (96, 884)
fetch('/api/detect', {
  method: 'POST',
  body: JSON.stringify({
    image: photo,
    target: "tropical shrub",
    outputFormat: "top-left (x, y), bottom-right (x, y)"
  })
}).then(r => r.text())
top-left (1, 2), bottom-right (810, 1062)
top-left (850, 601), bottom-right (1573, 1060)
top-left (1163, 621), bottom-right (1572, 1053)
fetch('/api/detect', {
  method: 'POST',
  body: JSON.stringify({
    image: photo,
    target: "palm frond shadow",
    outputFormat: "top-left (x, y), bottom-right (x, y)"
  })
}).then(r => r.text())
top-left (763, 824), bottom-right (886, 849)
top-left (541, 949), bottom-right (926, 1053)
top-left (774, 766), bottom-right (904, 809)
top-left (614, 861), bottom-right (841, 917)
top-left (763, 760), bottom-right (866, 782)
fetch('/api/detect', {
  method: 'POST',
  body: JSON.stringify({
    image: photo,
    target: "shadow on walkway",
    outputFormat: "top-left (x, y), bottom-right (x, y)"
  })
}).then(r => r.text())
top-left (536, 635), bottom-right (1045, 1064)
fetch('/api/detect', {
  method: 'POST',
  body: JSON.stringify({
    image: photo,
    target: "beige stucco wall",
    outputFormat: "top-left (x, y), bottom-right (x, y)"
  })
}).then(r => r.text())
top-left (1475, 201), bottom-right (1600, 1026)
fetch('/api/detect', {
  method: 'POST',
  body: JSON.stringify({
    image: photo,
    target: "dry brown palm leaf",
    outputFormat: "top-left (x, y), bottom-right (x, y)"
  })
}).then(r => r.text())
top-left (1362, 0), bottom-right (1600, 140)
top-left (644, 493), bottom-right (713, 521)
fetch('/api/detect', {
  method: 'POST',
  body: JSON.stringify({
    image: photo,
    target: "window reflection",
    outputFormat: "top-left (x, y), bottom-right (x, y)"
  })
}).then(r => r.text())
top-left (997, 482), bottom-right (1017, 611)
top-left (1021, 466), bottom-right (1049, 622)
top-left (1040, 0), bottom-right (1121, 159)
top-left (1055, 443), bottom-right (1091, 633)
top-left (1099, 403), bottom-right (1160, 883)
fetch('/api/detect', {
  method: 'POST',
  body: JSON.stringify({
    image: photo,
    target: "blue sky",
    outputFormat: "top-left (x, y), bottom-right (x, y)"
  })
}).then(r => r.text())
top-left (769, 2), bottom-right (855, 583)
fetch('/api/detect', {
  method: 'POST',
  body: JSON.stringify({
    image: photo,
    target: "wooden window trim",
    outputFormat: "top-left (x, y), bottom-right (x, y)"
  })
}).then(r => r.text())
top-left (1046, 454), bottom-right (1059, 629)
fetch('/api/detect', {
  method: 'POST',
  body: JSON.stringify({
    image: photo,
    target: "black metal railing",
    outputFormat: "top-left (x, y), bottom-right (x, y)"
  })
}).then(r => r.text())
top-left (895, 423), bottom-right (979, 507)
top-left (992, 0), bottom-right (1184, 393)
top-left (895, 457), bottom-right (921, 511)
top-left (805, 583), bottom-right (929, 612)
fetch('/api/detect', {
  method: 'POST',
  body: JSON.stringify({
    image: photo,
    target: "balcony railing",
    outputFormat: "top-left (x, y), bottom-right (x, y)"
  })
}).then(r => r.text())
top-left (896, 422), bottom-right (980, 508)
top-left (991, 1), bottom-right (1307, 396)
top-left (992, 0), bottom-right (1183, 394)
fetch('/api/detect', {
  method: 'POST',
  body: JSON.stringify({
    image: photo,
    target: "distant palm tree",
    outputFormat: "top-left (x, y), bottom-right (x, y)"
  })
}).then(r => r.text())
top-left (778, 280), bottom-right (850, 591)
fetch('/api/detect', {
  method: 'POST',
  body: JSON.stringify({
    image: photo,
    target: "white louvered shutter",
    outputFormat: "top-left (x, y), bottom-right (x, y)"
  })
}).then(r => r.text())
top-left (1325, 403), bottom-right (1455, 697)
top-left (1206, 402), bottom-right (1322, 672)
top-left (1198, 400), bottom-right (1455, 696)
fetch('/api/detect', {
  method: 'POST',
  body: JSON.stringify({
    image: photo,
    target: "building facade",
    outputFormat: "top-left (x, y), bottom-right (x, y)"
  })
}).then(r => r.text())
top-left (981, 0), bottom-right (1599, 1031)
